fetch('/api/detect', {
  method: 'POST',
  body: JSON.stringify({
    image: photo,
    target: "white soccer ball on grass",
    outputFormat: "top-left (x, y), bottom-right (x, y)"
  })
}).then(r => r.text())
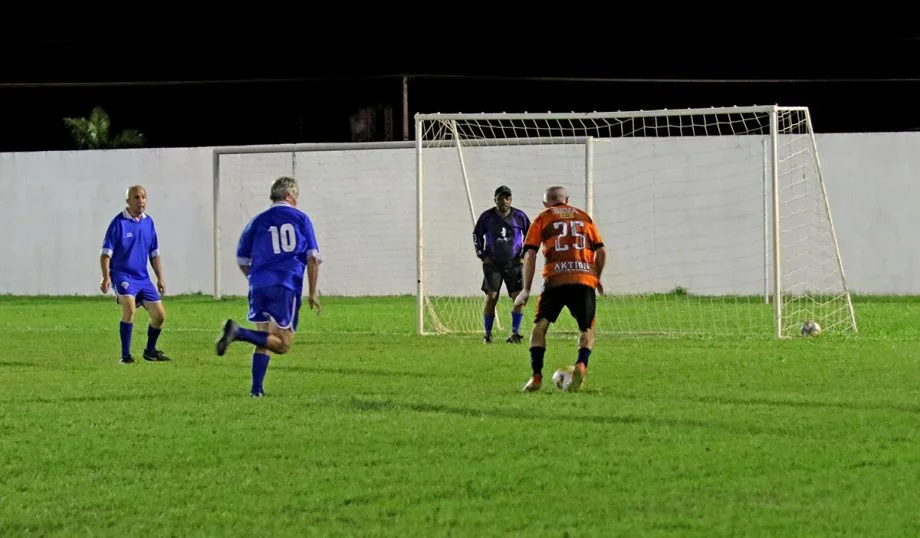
top-left (800, 320), bottom-right (822, 336)
top-left (552, 366), bottom-right (574, 391)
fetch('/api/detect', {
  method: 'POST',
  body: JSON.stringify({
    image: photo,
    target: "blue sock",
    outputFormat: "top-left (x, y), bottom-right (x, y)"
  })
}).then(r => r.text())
top-left (483, 314), bottom-right (495, 336)
top-left (119, 321), bottom-right (132, 358)
top-left (146, 325), bottom-right (161, 352)
top-left (236, 327), bottom-right (269, 348)
top-left (511, 311), bottom-right (523, 334)
top-left (530, 346), bottom-right (545, 376)
top-left (251, 353), bottom-right (270, 394)
top-left (577, 347), bottom-right (592, 367)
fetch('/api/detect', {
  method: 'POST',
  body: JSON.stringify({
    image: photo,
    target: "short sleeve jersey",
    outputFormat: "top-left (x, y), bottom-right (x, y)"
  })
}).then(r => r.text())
top-left (101, 210), bottom-right (160, 280)
top-left (236, 202), bottom-right (320, 292)
top-left (523, 203), bottom-right (604, 289)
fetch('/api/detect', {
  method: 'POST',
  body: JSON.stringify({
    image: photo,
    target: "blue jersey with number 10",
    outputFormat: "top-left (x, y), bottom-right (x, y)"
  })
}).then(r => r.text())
top-left (236, 202), bottom-right (320, 292)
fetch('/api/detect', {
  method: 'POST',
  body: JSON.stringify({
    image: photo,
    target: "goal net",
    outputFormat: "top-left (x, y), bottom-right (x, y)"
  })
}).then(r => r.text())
top-left (415, 105), bottom-right (858, 339)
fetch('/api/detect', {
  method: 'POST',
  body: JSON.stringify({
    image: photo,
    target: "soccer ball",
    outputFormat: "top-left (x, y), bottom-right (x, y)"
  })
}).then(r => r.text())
top-left (801, 320), bottom-right (822, 336)
top-left (552, 366), bottom-right (574, 391)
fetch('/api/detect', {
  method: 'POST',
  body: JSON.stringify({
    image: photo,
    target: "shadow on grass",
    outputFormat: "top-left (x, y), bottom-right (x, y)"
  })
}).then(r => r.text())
top-left (349, 397), bottom-right (810, 437)
top-left (278, 364), bottom-right (441, 379)
top-left (690, 394), bottom-right (920, 415)
top-left (11, 393), bottom-right (179, 404)
top-left (0, 361), bottom-right (33, 367)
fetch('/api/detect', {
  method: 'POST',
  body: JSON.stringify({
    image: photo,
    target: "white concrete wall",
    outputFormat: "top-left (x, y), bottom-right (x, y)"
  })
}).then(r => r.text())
top-left (1, 131), bottom-right (917, 297)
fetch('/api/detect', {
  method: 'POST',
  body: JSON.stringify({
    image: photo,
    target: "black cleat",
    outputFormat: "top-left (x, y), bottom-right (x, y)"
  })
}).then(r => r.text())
top-left (119, 355), bottom-right (135, 364)
top-left (143, 349), bottom-right (172, 362)
top-left (506, 333), bottom-right (524, 344)
top-left (216, 319), bottom-right (240, 356)
top-left (483, 334), bottom-right (493, 344)
top-left (250, 391), bottom-right (265, 398)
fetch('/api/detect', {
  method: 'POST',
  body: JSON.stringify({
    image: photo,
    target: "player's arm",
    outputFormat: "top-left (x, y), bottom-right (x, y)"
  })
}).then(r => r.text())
top-left (518, 212), bottom-right (532, 261)
top-left (99, 253), bottom-right (112, 293)
top-left (514, 215), bottom-right (544, 307)
top-left (303, 215), bottom-right (322, 314)
top-left (306, 255), bottom-right (320, 297)
top-left (148, 221), bottom-right (166, 294)
top-left (99, 220), bottom-right (117, 293)
top-left (150, 255), bottom-right (165, 293)
top-left (520, 249), bottom-right (537, 295)
top-left (589, 222), bottom-right (606, 295)
top-left (472, 212), bottom-right (487, 260)
top-left (236, 218), bottom-right (255, 277)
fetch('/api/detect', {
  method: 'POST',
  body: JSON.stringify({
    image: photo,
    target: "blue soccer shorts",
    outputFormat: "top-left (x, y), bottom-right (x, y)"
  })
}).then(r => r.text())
top-left (112, 274), bottom-right (161, 306)
top-left (248, 285), bottom-right (302, 332)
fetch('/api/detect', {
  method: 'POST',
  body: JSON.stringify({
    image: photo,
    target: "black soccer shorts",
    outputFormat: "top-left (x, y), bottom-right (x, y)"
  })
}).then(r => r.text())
top-left (481, 261), bottom-right (524, 295)
top-left (534, 284), bottom-right (597, 331)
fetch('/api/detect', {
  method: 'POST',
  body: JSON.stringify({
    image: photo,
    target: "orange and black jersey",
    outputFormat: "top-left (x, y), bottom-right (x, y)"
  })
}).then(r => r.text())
top-left (523, 203), bottom-right (604, 289)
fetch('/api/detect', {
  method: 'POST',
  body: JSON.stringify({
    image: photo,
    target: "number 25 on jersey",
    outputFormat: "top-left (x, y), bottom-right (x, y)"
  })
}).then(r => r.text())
top-left (553, 220), bottom-right (586, 251)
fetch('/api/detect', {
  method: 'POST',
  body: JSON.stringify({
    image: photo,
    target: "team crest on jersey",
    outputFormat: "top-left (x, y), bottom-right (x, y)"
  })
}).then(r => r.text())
top-left (551, 207), bottom-right (576, 219)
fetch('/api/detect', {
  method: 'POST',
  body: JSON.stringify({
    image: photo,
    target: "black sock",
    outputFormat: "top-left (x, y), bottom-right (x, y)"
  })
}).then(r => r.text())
top-left (530, 346), bottom-right (545, 376)
top-left (577, 347), bottom-right (592, 367)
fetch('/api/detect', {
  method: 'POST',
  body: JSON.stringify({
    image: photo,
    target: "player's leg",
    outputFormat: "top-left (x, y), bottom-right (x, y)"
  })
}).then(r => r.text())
top-left (215, 302), bottom-right (294, 357)
top-left (522, 287), bottom-right (563, 392)
top-left (137, 281), bottom-right (171, 362)
top-left (248, 294), bottom-right (301, 397)
top-left (566, 285), bottom-right (597, 391)
top-left (481, 264), bottom-right (502, 343)
top-left (505, 263), bottom-right (525, 343)
top-left (214, 286), bottom-right (301, 396)
top-left (112, 276), bottom-right (137, 364)
top-left (216, 288), bottom-right (269, 356)
top-left (248, 322), bottom-right (273, 397)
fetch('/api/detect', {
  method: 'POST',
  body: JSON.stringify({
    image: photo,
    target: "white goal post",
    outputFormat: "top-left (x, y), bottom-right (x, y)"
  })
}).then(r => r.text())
top-left (211, 140), bottom-right (418, 301)
top-left (414, 105), bottom-right (858, 339)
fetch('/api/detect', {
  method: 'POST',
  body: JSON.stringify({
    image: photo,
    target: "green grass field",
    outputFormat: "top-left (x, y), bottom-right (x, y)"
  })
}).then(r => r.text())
top-left (2, 294), bottom-right (919, 536)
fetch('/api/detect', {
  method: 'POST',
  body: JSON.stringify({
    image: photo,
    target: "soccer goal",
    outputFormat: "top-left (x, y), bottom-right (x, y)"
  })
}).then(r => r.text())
top-left (211, 141), bottom-right (419, 301)
top-left (414, 105), bottom-right (858, 339)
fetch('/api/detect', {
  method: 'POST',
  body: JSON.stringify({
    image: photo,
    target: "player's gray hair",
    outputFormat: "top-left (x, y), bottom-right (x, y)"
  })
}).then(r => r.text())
top-left (126, 185), bottom-right (146, 198)
top-left (544, 185), bottom-right (568, 203)
top-left (270, 176), bottom-right (299, 202)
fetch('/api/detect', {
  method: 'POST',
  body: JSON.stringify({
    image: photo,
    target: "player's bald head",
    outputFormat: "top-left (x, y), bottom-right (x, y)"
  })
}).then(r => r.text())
top-left (543, 185), bottom-right (568, 205)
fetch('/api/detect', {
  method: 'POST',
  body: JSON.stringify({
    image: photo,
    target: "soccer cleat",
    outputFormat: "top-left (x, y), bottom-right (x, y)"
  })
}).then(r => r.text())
top-left (215, 319), bottom-right (240, 356)
top-left (143, 349), bottom-right (172, 362)
top-left (522, 374), bottom-right (542, 392)
top-left (119, 355), bottom-right (135, 364)
top-left (506, 333), bottom-right (523, 344)
top-left (483, 334), bottom-right (493, 344)
top-left (570, 363), bottom-right (587, 391)
top-left (250, 391), bottom-right (265, 398)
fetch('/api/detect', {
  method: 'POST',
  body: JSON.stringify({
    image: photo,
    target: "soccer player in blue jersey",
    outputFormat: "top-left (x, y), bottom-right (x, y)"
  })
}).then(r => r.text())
top-left (472, 185), bottom-right (532, 344)
top-left (99, 185), bottom-right (172, 364)
top-left (214, 176), bottom-right (322, 397)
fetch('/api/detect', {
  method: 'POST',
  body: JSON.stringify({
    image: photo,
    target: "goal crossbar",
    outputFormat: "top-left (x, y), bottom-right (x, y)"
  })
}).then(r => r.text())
top-left (415, 105), bottom-right (805, 122)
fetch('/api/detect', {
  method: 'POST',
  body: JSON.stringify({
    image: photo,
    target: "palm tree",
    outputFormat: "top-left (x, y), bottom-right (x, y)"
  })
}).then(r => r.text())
top-left (63, 106), bottom-right (146, 149)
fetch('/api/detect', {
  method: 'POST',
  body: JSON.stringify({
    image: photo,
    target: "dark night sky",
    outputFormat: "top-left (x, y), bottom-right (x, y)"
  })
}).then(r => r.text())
top-left (2, 33), bottom-right (919, 152)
